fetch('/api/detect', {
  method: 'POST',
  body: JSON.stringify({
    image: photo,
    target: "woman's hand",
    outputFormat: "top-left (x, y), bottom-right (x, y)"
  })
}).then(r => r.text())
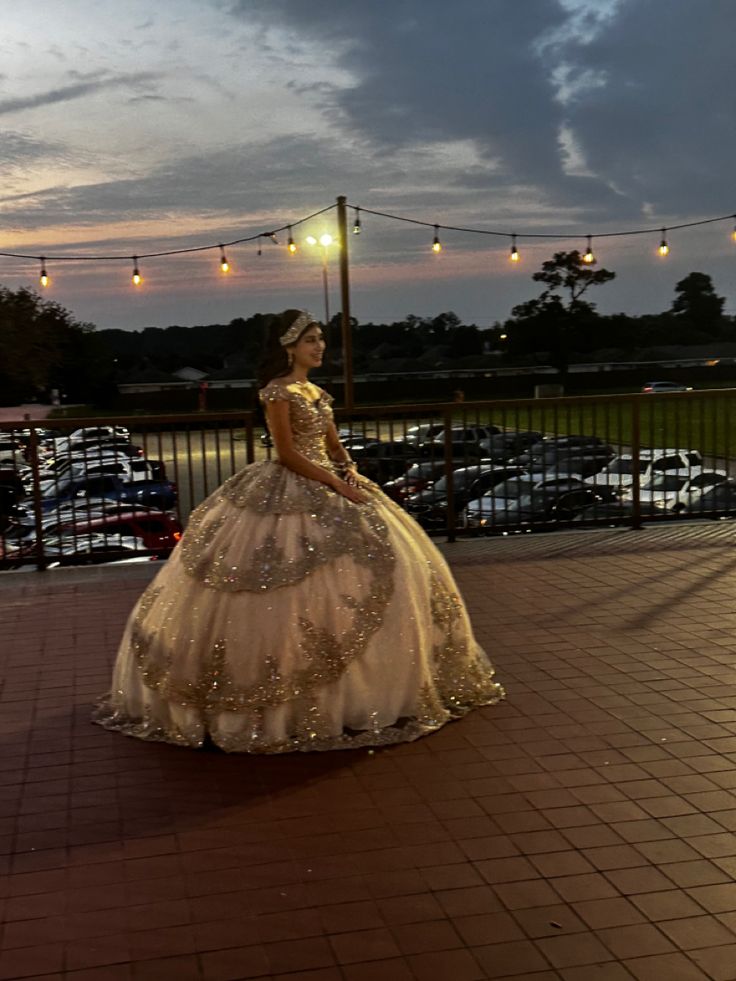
top-left (332, 478), bottom-right (369, 504)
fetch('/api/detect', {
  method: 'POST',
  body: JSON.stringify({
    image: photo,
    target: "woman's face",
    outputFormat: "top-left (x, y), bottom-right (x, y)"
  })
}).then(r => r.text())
top-left (289, 325), bottom-right (325, 370)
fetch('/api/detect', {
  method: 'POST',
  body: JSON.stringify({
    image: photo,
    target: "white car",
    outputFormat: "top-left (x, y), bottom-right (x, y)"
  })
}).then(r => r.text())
top-left (584, 449), bottom-right (703, 491)
top-left (621, 467), bottom-right (729, 513)
top-left (67, 425), bottom-right (130, 442)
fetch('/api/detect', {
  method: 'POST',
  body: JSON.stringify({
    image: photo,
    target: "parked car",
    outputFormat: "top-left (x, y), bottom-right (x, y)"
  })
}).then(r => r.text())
top-left (572, 496), bottom-right (637, 525)
top-left (406, 465), bottom-right (526, 528)
top-left (463, 474), bottom-right (587, 529)
top-left (641, 381), bottom-right (693, 393)
top-left (477, 430), bottom-right (543, 462)
top-left (1, 504), bottom-right (182, 566)
top-left (0, 438), bottom-right (25, 467)
top-left (584, 449), bottom-right (703, 492)
top-left (425, 425), bottom-right (501, 453)
top-left (621, 467), bottom-right (729, 513)
top-left (397, 423), bottom-right (446, 446)
top-left (349, 440), bottom-right (423, 483)
top-left (66, 425), bottom-right (130, 442)
top-left (686, 479), bottom-right (736, 517)
top-left (382, 460), bottom-right (456, 503)
top-left (49, 509), bottom-right (182, 557)
top-left (39, 437), bottom-right (143, 461)
top-left (512, 446), bottom-right (613, 475)
top-left (13, 474), bottom-right (178, 516)
top-left (5, 531), bottom-right (146, 568)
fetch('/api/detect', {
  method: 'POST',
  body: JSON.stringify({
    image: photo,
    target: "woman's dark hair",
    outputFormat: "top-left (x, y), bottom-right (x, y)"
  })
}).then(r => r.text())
top-left (256, 309), bottom-right (317, 389)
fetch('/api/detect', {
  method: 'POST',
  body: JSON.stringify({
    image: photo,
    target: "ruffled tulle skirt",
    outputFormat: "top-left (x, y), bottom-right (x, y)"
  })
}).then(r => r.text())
top-left (92, 461), bottom-right (504, 752)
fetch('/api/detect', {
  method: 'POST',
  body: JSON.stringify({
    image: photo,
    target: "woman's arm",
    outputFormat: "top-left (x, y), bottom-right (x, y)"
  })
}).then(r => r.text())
top-left (325, 422), bottom-right (359, 485)
top-left (265, 400), bottom-right (366, 502)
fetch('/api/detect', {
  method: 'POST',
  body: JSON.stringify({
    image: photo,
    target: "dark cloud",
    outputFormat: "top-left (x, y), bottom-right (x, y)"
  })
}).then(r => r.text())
top-left (0, 131), bottom-right (65, 168)
top-left (228, 0), bottom-right (628, 214)
top-left (0, 72), bottom-right (161, 117)
top-left (227, 0), bottom-right (733, 224)
top-left (558, 0), bottom-right (736, 215)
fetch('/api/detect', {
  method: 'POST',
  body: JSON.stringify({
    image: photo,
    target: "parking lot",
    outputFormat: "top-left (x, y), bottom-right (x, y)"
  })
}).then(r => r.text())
top-left (3, 522), bottom-right (736, 979)
top-left (2, 389), bottom-right (736, 571)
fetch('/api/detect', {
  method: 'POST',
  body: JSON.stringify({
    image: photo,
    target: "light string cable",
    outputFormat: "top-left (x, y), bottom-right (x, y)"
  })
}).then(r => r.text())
top-left (348, 203), bottom-right (736, 255)
top-left (0, 202), bottom-right (337, 264)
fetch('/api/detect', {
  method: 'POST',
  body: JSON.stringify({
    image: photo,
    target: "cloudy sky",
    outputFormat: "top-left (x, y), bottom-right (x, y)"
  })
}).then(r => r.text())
top-left (1, 0), bottom-right (734, 330)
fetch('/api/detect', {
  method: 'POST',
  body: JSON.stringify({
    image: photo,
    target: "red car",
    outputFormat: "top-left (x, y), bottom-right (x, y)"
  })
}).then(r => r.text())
top-left (62, 509), bottom-right (183, 557)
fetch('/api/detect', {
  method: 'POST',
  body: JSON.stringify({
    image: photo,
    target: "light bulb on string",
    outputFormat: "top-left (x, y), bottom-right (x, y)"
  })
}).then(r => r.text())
top-left (353, 208), bottom-right (361, 234)
top-left (131, 257), bottom-right (142, 286)
top-left (219, 245), bottom-right (230, 273)
top-left (287, 227), bottom-right (297, 254)
top-left (509, 235), bottom-right (520, 263)
top-left (432, 225), bottom-right (442, 253)
top-left (39, 258), bottom-right (49, 287)
top-left (658, 229), bottom-right (669, 256)
top-left (582, 236), bottom-right (595, 264)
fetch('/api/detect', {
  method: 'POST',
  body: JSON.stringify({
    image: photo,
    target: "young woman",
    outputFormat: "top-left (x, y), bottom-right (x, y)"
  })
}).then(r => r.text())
top-left (93, 309), bottom-right (503, 752)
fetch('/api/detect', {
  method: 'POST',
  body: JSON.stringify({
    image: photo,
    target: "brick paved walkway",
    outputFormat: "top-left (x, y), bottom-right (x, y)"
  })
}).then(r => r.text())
top-left (2, 524), bottom-right (736, 980)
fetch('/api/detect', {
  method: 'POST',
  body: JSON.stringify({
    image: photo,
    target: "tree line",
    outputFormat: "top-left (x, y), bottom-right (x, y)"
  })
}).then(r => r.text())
top-left (0, 253), bottom-right (732, 405)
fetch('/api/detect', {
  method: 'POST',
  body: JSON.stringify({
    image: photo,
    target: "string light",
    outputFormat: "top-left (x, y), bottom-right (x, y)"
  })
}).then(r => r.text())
top-left (219, 245), bottom-right (230, 273)
top-left (2, 202), bottom-right (735, 288)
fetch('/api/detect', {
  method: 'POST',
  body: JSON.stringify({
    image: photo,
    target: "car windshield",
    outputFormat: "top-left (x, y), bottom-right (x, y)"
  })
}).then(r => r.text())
top-left (648, 474), bottom-right (688, 491)
top-left (433, 469), bottom-right (483, 493)
top-left (488, 480), bottom-right (535, 500)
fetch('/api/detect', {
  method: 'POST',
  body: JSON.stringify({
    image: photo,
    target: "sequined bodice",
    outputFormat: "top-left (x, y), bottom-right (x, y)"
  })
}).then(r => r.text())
top-left (259, 380), bottom-right (334, 464)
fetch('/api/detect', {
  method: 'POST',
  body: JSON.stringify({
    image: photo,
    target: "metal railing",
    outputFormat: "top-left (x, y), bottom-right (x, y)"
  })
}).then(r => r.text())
top-left (1, 388), bottom-right (735, 570)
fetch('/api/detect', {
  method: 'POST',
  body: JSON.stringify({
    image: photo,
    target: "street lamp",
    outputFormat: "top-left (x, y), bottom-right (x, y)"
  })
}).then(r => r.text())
top-left (305, 233), bottom-right (335, 326)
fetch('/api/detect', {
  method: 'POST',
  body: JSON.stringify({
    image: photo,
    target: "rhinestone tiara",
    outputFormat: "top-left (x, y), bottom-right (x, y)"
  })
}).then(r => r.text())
top-left (279, 311), bottom-right (317, 347)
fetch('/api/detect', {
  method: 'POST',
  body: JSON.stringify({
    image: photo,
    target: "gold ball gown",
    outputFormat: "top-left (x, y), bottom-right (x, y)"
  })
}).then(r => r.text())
top-left (93, 380), bottom-right (504, 752)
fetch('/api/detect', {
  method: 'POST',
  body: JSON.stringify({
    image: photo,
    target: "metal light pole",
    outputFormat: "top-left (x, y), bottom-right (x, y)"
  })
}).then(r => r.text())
top-left (306, 233), bottom-right (333, 327)
top-left (306, 197), bottom-right (354, 410)
top-left (336, 195), bottom-right (354, 410)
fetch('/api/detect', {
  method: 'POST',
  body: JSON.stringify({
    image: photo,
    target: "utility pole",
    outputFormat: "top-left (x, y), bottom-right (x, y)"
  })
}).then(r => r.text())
top-left (336, 195), bottom-right (354, 410)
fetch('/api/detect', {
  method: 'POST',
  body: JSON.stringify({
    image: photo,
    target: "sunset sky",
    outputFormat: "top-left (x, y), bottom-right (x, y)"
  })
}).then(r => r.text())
top-left (1, 0), bottom-right (734, 330)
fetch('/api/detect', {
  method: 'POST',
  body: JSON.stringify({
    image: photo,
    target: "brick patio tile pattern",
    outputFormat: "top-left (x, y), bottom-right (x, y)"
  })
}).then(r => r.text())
top-left (2, 523), bottom-right (736, 979)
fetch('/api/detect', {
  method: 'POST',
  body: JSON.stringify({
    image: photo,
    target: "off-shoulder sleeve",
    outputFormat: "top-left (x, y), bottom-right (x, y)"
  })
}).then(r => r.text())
top-left (258, 382), bottom-right (299, 404)
top-left (318, 387), bottom-right (334, 406)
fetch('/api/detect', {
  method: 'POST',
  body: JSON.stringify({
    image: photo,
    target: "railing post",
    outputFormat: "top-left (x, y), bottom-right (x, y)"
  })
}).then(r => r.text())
top-left (27, 426), bottom-right (47, 571)
top-left (443, 408), bottom-right (456, 543)
top-left (630, 396), bottom-right (642, 531)
top-left (336, 195), bottom-right (354, 412)
top-left (245, 413), bottom-right (255, 465)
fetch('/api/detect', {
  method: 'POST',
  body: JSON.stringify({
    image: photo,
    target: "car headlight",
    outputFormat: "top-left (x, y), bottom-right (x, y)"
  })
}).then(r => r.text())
top-left (652, 499), bottom-right (669, 510)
